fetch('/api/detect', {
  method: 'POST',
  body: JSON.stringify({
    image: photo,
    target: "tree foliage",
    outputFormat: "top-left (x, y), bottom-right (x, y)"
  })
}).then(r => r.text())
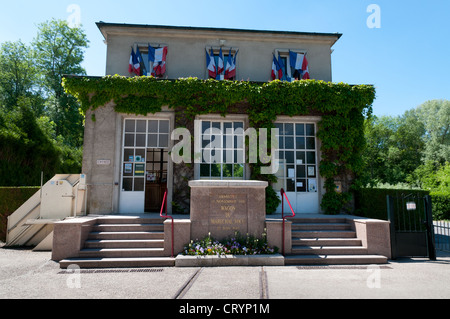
top-left (0, 19), bottom-right (87, 186)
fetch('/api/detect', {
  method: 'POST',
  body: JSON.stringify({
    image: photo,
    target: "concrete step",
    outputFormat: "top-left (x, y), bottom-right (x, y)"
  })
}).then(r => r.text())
top-left (84, 239), bottom-right (164, 249)
top-left (285, 254), bottom-right (388, 265)
top-left (292, 230), bottom-right (357, 238)
top-left (59, 257), bottom-right (175, 268)
top-left (79, 248), bottom-right (166, 258)
top-left (291, 246), bottom-right (368, 255)
top-left (287, 218), bottom-right (349, 224)
top-left (94, 217), bottom-right (164, 224)
top-left (88, 231), bottom-right (164, 240)
top-left (92, 224), bottom-right (164, 232)
top-left (292, 223), bottom-right (351, 231)
top-left (292, 238), bottom-right (362, 247)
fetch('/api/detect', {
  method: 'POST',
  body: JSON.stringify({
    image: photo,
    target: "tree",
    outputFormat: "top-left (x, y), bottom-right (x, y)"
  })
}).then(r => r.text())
top-left (415, 99), bottom-right (450, 167)
top-left (0, 41), bottom-right (44, 116)
top-left (363, 112), bottom-right (425, 185)
top-left (32, 19), bottom-right (89, 147)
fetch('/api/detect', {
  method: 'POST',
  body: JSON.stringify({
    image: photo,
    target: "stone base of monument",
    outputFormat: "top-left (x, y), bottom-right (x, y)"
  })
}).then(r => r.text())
top-left (175, 254), bottom-right (285, 267)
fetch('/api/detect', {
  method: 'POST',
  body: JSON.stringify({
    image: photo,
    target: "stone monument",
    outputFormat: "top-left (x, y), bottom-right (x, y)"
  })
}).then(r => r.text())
top-left (189, 180), bottom-right (268, 241)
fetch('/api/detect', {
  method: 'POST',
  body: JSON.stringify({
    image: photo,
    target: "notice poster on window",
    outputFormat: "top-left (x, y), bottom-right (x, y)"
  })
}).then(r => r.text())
top-left (124, 163), bottom-right (132, 174)
top-left (135, 163), bottom-right (145, 176)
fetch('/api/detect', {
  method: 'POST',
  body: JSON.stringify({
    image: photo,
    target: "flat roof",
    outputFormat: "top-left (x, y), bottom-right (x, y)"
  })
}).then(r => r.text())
top-left (96, 21), bottom-right (342, 40)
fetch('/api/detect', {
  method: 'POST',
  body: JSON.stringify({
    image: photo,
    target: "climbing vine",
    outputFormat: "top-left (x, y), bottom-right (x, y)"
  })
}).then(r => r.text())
top-left (63, 75), bottom-right (375, 214)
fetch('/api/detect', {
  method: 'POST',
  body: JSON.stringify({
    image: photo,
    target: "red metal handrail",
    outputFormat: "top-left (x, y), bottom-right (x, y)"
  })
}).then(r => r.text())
top-left (280, 188), bottom-right (295, 256)
top-left (159, 190), bottom-right (174, 258)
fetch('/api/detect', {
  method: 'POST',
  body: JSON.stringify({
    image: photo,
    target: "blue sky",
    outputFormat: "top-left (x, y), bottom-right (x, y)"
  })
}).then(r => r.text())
top-left (1, 0), bottom-right (449, 117)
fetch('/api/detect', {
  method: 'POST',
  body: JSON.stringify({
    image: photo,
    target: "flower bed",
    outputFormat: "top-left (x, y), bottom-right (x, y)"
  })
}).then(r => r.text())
top-left (183, 232), bottom-right (278, 256)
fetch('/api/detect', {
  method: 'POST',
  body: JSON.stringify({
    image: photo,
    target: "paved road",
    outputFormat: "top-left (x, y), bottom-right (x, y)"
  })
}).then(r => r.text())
top-left (1, 243), bottom-right (449, 303)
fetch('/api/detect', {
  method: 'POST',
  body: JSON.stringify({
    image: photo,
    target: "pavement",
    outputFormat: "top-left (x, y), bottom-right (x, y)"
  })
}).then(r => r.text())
top-left (1, 242), bottom-right (449, 302)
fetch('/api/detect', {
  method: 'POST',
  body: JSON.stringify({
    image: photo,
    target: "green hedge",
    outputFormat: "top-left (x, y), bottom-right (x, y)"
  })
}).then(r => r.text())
top-left (0, 187), bottom-right (40, 242)
top-left (353, 188), bottom-right (430, 221)
top-left (430, 191), bottom-right (450, 220)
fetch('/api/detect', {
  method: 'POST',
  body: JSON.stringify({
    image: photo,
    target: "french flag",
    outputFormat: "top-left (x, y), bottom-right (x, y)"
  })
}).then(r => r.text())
top-left (271, 55), bottom-right (283, 80)
top-left (206, 48), bottom-right (216, 78)
top-left (129, 47), bottom-right (141, 76)
top-left (225, 49), bottom-right (237, 80)
top-left (217, 48), bottom-right (224, 77)
top-left (289, 51), bottom-right (310, 80)
top-left (149, 45), bottom-right (168, 77)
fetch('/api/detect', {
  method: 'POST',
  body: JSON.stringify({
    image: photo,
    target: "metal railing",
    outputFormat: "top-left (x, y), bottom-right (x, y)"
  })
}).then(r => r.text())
top-left (280, 188), bottom-right (295, 256)
top-left (159, 190), bottom-right (174, 258)
top-left (434, 220), bottom-right (450, 253)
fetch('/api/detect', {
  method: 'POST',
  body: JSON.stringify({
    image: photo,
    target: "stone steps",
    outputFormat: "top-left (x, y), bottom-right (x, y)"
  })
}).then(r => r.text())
top-left (287, 217), bottom-right (388, 265)
top-left (59, 217), bottom-right (170, 269)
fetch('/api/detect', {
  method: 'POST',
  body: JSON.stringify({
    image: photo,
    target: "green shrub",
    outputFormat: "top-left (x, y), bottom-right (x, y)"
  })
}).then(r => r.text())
top-left (430, 191), bottom-right (450, 221)
top-left (354, 188), bottom-right (429, 221)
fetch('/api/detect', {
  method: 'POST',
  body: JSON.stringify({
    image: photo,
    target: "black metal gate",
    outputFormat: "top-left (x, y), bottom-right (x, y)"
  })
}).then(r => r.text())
top-left (387, 194), bottom-right (436, 260)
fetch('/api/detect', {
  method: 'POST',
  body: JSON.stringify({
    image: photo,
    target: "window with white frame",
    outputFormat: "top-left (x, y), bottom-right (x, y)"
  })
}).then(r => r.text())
top-left (199, 120), bottom-right (245, 180)
top-left (122, 119), bottom-right (170, 192)
top-left (272, 122), bottom-right (318, 193)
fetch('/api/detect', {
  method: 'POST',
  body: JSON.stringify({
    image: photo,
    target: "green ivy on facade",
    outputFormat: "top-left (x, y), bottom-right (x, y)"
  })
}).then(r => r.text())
top-left (63, 75), bottom-right (375, 214)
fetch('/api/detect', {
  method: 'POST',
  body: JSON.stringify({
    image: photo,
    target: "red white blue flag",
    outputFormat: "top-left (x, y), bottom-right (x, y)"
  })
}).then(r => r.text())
top-left (225, 49), bottom-right (237, 80)
top-left (271, 54), bottom-right (283, 80)
top-left (129, 47), bottom-right (141, 76)
top-left (217, 48), bottom-right (224, 77)
top-left (289, 51), bottom-right (310, 80)
top-left (206, 48), bottom-right (216, 78)
top-left (149, 45), bottom-right (168, 77)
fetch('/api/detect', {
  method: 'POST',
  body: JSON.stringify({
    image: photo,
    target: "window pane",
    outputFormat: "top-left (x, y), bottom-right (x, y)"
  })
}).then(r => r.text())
top-left (285, 151), bottom-right (294, 163)
top-left (125, 120), bottom-right (135, 133)
top-left (306, 137), bottom-right (315, 150)
top-left (285, 137), bottom-right (294, 149)
top-left (296, 151), bottom-right (306, 164)
top-left (223, 150), bottom-right (233, 163)
top-left (122, 178), bottom-right (133, 191)
top-left (223, 164), bottom-right (233, 179)
top-left (296, 137), bottom-right (305, 149)
top-left (307, 166), bottom-right (316, 177)
top-left (234, 122), bottom-right (243, 130)
top-left (135, 149), bottom-right (146, 161)
top-left (124, 149), bottom-right (134, 162)
top-left (224, 122), bottom-right (233, 133)
top-left (159, 120), bottom-right (169, 133)
top-left (286, 178), bottom-right (295, 192)
top-left (148, 134), bottom-right (158, 147)
top-left (159, 134), bottom-right (169, 148)
top-left (274, 123), bottom-right (283, 135)
top-left (297, 179), bottom-right (306, 192)
top-left (297, 165), bottom-right (306, 178)
top-left (285, 123), bottom-right (294, 135)
top-left (235, 150), bottom-right (244, 164)
top-left (306, 124), bottom-right (315, 136)
top-left (136, 120), bottom-right (146, 133)
top-left (125, 134), bottom-right (135, 147)
top-left (211, 164), bottom-right (221, 177)
top-left (136, 134), bottom-right (146, 147)
top-left (233, 164), bottom-right (244, 178)
top-left (307, 151), bottom-right (316, 164)
top-left (200, 164), bottom-right (210, 177)
top-left (148, 120), bottom-right (158, 133)
top-left (202, 121), bottom-right (210, 135)
top-left (296, 124), bottom-right (305, 136)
